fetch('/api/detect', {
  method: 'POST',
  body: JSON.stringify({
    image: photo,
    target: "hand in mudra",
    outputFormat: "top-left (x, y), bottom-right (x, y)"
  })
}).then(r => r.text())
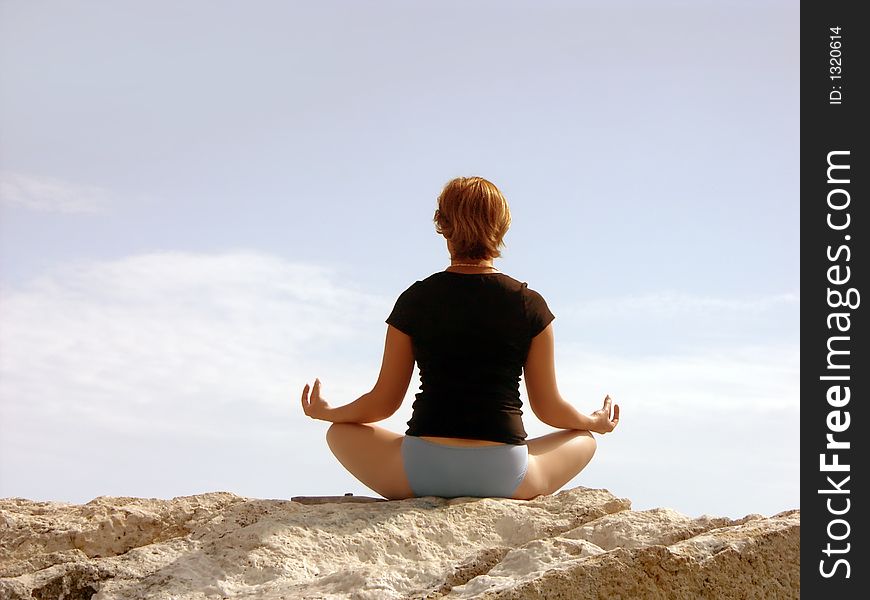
top-left (301, 378), bottom-right (332, 421)
top-left (589, 395), bottom-right (620, 434)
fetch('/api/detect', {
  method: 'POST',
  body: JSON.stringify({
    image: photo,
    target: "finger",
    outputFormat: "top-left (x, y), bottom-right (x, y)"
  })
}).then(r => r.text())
top-left (313, 378), bottom-right (321, 401)
top-left (301, 383), bottom-right (310, 414)
top-left (611, 404), bottom-right (620, 428)
top-left (602, 394), bottom-right (612, 416)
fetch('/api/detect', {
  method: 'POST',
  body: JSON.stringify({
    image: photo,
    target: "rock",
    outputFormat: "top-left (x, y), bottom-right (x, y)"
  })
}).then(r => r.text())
top-left (0, 487), bottom-right (799, 599)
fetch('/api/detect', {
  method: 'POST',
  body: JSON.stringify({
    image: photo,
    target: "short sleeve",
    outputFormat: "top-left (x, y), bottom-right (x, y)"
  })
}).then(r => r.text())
top-left (523, 284), bottom-right (555, 338)
top-left (385, 283), bottom-right (418, 336)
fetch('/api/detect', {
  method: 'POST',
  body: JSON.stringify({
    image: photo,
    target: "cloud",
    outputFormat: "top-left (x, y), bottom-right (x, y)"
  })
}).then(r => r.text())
top-left (0, 251), bottom-right (798, 513)
top-left (552, 289), bottom-right (799, 358)
top-left (549, 343), bottom-right (799, 413)
top-left (0, 251), bottom-right (387, 434)
top-left (0, 251), bottom-right (402, 501)
top-left (0, 171), bottom-right (110, 213)
top-left (560, 290), bottom-right (800, 321)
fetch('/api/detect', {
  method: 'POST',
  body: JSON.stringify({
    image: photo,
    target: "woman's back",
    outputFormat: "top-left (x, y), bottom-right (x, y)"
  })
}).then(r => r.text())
top-left (302, 175), bottom-right (617, 500)
top-left (386, 270), bottom-right (555, 445)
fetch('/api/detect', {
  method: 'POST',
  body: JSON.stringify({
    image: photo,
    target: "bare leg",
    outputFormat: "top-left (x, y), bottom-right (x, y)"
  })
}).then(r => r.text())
top-left (511, 429), bottom-right (597, 500)
top-left (325, 423), bottom-right (415, 500)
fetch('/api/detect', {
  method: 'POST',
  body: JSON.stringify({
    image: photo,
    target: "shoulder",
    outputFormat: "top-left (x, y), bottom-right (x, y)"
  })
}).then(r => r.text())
top-left (409, 271), bottom-right (453, 293)
top-left (519, 281), bottom-right (553, 314)
top-left (498, 276), bottom-right (551, 309)
top-left (502, 277), bottom-right (539, 300)
top-left (391, 278), bottom-right (429, 306)
top-left (395, 279), bottom-right (423, 298)
top-left (521, 281), bottom-right (545, 297)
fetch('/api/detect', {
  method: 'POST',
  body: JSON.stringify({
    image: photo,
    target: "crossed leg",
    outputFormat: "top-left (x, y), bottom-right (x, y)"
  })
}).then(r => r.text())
top-left (326, 423), bottom-right (415, 500)
top-left (325, 423), bottom-right (596, 500)
top-left (510, 429), bottom-right (597, 500)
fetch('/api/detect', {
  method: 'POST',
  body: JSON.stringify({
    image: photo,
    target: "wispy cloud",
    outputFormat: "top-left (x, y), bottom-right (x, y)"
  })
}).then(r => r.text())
top-left (560, 290), bottom-right (800, 321)
top-left (0, 251), bottom-right (400, 501)
top-left (548, 343), bottom-right (799, 414)
top-left (0, 171), bottom-right (110, 214)
top-left (0, 251), bottom-right (387, 432)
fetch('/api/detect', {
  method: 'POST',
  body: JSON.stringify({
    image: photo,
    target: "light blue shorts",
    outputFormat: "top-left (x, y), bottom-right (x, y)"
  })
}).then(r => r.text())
top-left (401, 435), bottom-right (529, 498)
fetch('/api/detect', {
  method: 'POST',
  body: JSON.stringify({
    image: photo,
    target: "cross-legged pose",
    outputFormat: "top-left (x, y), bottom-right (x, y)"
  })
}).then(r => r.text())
top-left (300, 176), bottom-right (620, 500)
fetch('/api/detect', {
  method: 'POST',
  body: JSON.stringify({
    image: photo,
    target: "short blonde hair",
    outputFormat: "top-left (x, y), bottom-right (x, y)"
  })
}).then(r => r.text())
top-left (433, 176), bottom-right (511, 260)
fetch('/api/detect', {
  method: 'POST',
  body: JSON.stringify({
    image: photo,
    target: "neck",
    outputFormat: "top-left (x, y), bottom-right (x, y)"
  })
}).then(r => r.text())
top-left (447, 258), bottom-right (498, 272)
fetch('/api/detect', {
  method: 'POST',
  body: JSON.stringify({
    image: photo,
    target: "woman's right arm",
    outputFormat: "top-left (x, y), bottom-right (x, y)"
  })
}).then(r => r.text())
top-left (523, 323), bottom-right (619, 434)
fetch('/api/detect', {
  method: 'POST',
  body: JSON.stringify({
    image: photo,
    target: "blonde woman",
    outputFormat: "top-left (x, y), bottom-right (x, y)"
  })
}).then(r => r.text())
top-left (301, 176), bottom-right (619, 500)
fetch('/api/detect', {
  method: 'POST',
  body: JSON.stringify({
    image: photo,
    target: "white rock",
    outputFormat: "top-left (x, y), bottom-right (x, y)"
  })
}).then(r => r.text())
top-left (0, 488), bottom-right (798, 600)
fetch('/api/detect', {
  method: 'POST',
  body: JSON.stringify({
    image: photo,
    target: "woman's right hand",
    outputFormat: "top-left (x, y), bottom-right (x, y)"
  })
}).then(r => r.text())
top-left (588, 395), bottom-right (620, 434)
top-left (301, 378), bottom-right (333, 421)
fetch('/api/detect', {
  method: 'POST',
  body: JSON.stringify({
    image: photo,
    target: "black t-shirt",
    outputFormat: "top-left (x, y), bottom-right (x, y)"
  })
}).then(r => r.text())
top-left (385, 271), bottom-right (556, 445)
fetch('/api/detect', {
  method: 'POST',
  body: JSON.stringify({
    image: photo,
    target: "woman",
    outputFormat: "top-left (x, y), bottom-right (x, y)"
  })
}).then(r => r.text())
top-left (300, 176), bottom-right (620, 500)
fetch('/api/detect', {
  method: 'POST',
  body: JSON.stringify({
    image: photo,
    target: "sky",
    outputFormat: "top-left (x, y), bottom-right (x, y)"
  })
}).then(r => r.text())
top-left (0, 0), bottom-right (798, 518)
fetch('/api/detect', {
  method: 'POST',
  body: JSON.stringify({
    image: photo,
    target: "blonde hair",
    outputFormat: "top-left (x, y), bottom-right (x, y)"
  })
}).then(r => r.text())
top-left (433, 176), bottom-right (511, 260)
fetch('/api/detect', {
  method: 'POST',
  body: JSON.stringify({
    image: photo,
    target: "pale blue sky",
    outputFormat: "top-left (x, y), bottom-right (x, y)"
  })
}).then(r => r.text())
top-left (0, 0), bottom-right (798, 517)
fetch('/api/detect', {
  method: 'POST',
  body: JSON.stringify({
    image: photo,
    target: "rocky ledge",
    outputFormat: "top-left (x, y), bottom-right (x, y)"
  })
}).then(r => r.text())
top-left (0, 487), bottom-right (798, 599)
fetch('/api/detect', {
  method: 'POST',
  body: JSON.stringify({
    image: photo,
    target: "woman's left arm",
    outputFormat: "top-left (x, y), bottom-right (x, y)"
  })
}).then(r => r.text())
top-left (301, 325), bottom-right (414, 423)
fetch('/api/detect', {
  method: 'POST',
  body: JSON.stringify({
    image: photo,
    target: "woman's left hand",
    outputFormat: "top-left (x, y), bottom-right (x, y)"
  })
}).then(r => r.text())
top-left (301, 378), bottom-right (332, 421)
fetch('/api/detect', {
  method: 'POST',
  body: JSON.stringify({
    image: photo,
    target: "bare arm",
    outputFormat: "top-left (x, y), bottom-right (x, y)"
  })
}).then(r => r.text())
top-left (301, 325), bottom-right (414, 423)
top-left (523, 323), bottom-right (619, 433)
